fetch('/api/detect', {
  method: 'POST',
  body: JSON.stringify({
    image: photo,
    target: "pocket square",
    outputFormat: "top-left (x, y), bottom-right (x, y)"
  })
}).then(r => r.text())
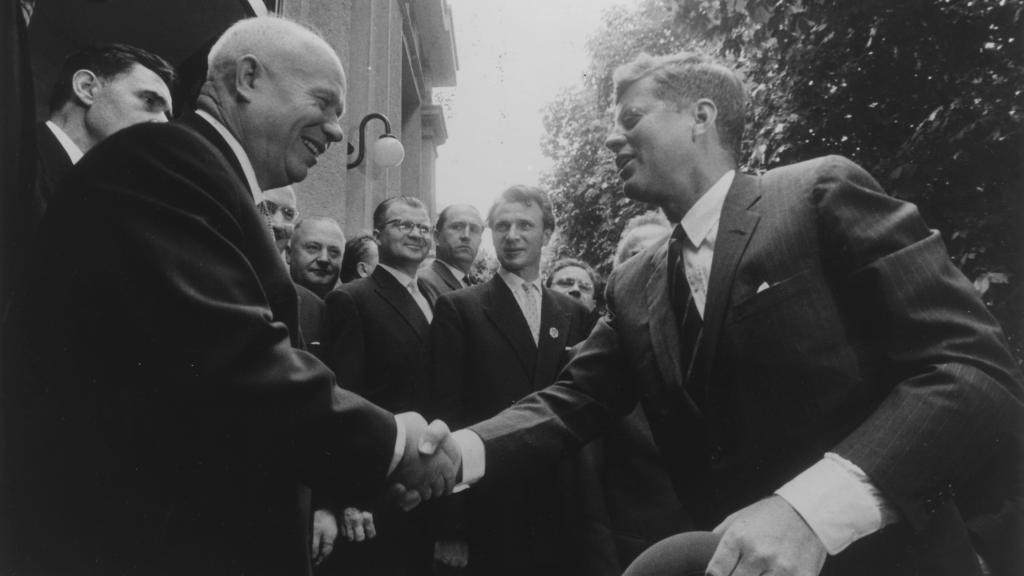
top-left (756, 281), bottom-right (771, 293)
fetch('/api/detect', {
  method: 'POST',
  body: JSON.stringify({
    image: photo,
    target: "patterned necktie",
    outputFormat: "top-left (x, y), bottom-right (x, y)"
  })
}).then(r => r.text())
top-left (521, 282), bottom-right (540, 344)
top-left (668, 225), bottom-right (705, 405)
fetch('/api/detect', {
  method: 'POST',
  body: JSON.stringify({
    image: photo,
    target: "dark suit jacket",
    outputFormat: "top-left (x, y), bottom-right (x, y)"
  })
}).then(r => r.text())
top-left (295, 282), bottom-right (327, 360)
top-left (469, 157), bottom-right (1024, 576)
top-left (427, 276), bottom-right (591, 576)
top-left (419, 258), bottom-right (464, 306)
top-left (4, 113), bottom-right (398, 576)
top-left (324, 266), bottom-right (431, 413)
top-left (322, 267), bottom-right (434, 575)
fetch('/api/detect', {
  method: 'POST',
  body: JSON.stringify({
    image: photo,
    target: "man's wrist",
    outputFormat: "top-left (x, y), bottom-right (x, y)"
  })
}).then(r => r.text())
top-left (451, 429), bottom-right (485, 491)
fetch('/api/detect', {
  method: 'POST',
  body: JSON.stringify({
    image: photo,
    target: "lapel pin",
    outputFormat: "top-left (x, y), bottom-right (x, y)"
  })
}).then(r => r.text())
top-left (549, 327), bottom-right (559, 339)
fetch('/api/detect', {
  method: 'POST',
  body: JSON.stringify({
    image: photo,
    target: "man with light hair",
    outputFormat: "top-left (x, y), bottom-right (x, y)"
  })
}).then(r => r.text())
top-left (444, 50), bottom-right (1023, 576)
top-left (6, 15), bottom-right (458, 576)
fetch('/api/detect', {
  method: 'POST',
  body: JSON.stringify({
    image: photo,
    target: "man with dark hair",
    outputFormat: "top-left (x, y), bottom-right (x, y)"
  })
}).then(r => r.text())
top-left (5, 17), bottom-right (457, 576)
top-left (34, 43), bottom-right (176, 218)
top-left (443, 51), bottom-right (1024, 576)
top-left (288, 217), bottom-right (345, 299)
top-left (545, 257), bottom-right (598, 314)
top-left (420, 204), bottom-right (484, 305)
top-left (426, 185), bottom-right (591, 576)
top-left (339, 233), bottom-right (379, 283)
top-left (322, 196), bottom-right (436, 575)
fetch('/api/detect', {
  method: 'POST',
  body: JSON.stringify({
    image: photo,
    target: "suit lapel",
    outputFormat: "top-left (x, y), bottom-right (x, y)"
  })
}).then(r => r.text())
top-left (482, 277), bottom-right (537, 377)
top-left (532, 288), bottom-right (572, 391)
top-left (701, 174), bottom-right (761, 377)
top-left (434, 260), bottom-right (463, 291)
top-left (645, 238), bottom-right (685, 389)
top-left (372, 268), bottom-right (430, 341)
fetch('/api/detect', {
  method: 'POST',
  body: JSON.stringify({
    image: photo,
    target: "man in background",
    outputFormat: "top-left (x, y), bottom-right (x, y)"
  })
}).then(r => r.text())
top-left (35, 43), bottom-right (175, 220)
top-left (420, 203), bottom-right (484, 305)
top-left (426, 186), bottom-right (591, 576)
top-left (323, 196), bottom-right (436, 575)
top-left (288, 217), bottom-right (345, 299)
top-left (262, 184), bottom-right (299, 255)
top-left (339, 233), bottom-right (379, 283)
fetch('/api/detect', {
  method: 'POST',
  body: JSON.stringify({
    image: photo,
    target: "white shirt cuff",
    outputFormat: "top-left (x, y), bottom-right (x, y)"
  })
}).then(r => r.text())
top-left (451, 429), bottom-right (486, 492)
top-left (387, 414), bottom-right (407, 476)
top-left (775, 453), bottom-right (897, 555)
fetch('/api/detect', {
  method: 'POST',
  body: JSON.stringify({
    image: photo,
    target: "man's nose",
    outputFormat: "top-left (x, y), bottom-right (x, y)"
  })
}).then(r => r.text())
top-left (604, 126), bottom-right (625, 153)
top-left (324, 119), bottom-right (344, 144)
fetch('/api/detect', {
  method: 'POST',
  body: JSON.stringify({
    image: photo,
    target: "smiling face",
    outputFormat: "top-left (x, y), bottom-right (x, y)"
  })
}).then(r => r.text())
top-left (549, 265), bottom-right (596, 311)
top-left (434, 205), bottom-right (484, 273)
top-left (374, 202), bottom-right (432, 274)
top-left (287, 219), bottom-right (345, 297)
top-left (242, 38), bottom-right (345, 190)
top-left (605, 76), bottom-right (702, 214)
top-left (491, 200), bottom-right (551, 282)
top-left (81, 63), bottom-right (173, 149)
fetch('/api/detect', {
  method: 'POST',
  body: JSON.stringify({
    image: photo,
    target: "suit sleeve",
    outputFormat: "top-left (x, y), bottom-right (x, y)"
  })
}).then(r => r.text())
top-left (83, 123), bottom-right (397, 496)
top-left (469, 275), bottom-right (640, 483)
top-left (809, 156), bottom-right (1024, 529)
top-left (324, 289), bottom-right (368, 394)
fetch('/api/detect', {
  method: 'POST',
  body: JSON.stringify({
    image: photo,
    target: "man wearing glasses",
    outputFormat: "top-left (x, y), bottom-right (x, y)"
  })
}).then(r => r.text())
top-left (322, 196), bottom-right (436, 575)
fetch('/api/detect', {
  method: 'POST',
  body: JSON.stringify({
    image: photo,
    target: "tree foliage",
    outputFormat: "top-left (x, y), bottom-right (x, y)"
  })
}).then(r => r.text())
top-left (540, 0), bottom-right (1023, 361)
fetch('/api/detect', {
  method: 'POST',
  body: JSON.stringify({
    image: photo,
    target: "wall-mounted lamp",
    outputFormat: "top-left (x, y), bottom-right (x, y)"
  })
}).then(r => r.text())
top-left (346, 112), bottom-right (405, 170)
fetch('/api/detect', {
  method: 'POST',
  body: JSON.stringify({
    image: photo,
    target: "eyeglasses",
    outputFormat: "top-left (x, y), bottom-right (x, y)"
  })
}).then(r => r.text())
top-left (384, 219), bottom-right (432, 236)
top-left (553, 277), bottom-right (594, 292)
top-left (263, 200), bottom-right (297, 222)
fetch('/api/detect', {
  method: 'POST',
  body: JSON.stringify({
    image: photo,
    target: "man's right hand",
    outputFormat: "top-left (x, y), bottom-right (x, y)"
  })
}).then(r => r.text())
top-left (389, 412), bottom-right (462, 511)
top-left (434, 539), bottom-right (469, 569)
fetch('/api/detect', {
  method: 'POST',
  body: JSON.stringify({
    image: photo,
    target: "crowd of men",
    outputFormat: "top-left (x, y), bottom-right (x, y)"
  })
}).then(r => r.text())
top-left (5, 12), bottom-right (1022, 576)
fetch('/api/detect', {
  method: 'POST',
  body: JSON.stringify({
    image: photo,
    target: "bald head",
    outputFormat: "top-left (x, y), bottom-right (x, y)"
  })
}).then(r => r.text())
top-left (199, 16), bottom-right (346, 190)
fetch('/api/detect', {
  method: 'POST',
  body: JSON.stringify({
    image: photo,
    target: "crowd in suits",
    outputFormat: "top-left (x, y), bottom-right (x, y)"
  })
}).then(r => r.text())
top-left (7, 11), bottom-right (1022, 576)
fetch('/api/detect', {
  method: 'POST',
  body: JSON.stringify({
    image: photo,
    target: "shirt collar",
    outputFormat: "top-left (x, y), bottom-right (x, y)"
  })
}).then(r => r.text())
top-left (45, 121), bottom-right (84, 165)
top-left (195, 109), bottom-right (264, 205)
top-left (377, 263), bottom-right (418, 289)
top-left (439, 259), bottom-right (467, 283)
top-left (680, 170), bottom-right (735, 248)
top-left (497, 268), bottom-right (541, 293)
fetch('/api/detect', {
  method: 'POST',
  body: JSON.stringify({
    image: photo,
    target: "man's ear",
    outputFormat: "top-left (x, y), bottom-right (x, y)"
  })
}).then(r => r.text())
top-left (234, 55), bottom-right (262, 103)
top-left (692, 99), bottom-right (718, 137)
top-left (284, 247), bottom-right (293, 265)
top-left (357, 261), bottom-right (371, 278)
top-left (542, 228), bottom-right (553, 247)
top-left (71, 69), bottom-right (100, 107)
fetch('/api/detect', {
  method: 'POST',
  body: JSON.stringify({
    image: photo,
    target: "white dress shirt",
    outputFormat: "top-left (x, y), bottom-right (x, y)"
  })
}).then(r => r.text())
top-left (496, 269), bottom-right (543, 343)
top-left (45, 121), bottom-right (84, 165)
top-left (377, 263), bottom-right (433, 323)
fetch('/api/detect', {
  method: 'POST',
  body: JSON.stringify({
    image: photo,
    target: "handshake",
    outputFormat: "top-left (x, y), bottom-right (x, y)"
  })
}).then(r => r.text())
top-left (388, 412), bottom-right (464, 511)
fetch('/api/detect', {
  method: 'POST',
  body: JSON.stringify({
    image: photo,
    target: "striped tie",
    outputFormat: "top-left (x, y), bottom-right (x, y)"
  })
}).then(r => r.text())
top-left (668, 225), bottom-right (705, 405)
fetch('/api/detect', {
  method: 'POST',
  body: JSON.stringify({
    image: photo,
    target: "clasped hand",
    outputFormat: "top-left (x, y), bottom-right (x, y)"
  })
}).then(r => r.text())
top-left (389, 412), bottom-right (462, 511)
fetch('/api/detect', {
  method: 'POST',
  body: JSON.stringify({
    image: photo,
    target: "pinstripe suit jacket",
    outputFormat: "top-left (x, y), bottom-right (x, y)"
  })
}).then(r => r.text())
top-left (470, 156), bottom-right (1024, 576)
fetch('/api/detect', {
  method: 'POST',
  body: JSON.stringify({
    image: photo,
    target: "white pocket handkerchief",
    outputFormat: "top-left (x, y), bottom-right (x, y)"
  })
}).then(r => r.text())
top-left (756, 281), bottom-right (771, 294)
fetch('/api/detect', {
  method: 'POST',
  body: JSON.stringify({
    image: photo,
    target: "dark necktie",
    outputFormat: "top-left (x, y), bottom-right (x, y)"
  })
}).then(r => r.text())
top-left (668, 225), bottom-right (705, 405)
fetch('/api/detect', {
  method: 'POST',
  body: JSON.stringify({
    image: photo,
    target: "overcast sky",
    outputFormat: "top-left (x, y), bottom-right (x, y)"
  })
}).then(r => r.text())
top-left (434, 0), bottom-right (636, 216)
